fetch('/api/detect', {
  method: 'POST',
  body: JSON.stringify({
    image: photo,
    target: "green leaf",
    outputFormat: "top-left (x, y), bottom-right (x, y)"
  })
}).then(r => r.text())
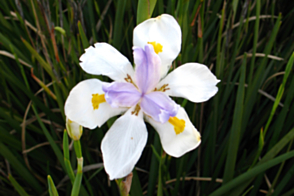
top-left (31, 106), bottom-right (65, 171)
top-left (78, 21), bottom-right (89, 49)
top-left (223, 54), bottom-right (246, 184)
top-left (211, 149), bottom-right (294, 196)
top-left (229, 127), bottom-right (294, 195)
top-left (0, 142), bottom-right (42, 194)
top-left (47, 175), bottom-right (59, 196)
top-left (137, 0), bottom-right (157, 24)
top-left (8, 174), bottom-right (30, 196)
top-left (112, 0), bottom-right (127, 49)
top-left (63, 130), bottom-right (75, 184)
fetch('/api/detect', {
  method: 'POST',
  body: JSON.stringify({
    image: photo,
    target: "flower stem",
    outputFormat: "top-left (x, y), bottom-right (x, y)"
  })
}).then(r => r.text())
top-left (74, 140), bottom-right (82, 158)
top-left (71, 157), bottom-right (83, 196)
top-left (116, 173), bottom-right (133, 196)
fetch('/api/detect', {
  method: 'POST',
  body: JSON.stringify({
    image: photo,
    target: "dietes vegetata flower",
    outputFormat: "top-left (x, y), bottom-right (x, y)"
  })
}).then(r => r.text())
top-left (64, 14), bottom-right (220, 180)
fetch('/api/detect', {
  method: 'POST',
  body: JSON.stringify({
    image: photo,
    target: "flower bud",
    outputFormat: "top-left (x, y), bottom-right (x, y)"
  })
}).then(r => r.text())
top-left (66, 118), bottom-right (83, 141)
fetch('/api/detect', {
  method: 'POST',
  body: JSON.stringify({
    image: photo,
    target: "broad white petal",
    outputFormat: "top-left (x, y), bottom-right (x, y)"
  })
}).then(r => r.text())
top-left (145, 107), bottom-right (201, 157)
top-left (158, 63), bottom-right (220, 103)
top-left (64, 79), bottom-right (126, 129)
top-left (133, 14), bottom-right (181, 78)
top-left (101, 107), bottom-right (147, 180)
top-left (80, 43), bottom-right (135, 82)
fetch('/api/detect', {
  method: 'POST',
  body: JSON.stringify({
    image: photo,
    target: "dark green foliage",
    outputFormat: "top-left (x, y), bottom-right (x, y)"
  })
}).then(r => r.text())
top-left (0, 0), bottom-right (294, 195)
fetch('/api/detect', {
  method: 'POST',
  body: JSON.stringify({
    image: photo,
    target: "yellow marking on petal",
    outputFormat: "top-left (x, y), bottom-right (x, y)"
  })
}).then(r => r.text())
top-left (197, 134), bottom-right (201, 142)
top-left (91, 94), bottom-right (106, 110)
top-left (131, 104), bottom-right (141, 116)
top-left (148, 41), bottom-right (163, 54)
top-left (168, 116), bottom-right (185, 135)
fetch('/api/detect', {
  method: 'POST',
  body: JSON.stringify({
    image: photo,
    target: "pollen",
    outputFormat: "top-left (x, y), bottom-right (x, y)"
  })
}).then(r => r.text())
top-left (168, 116), bottom-right (185, 135)
top-left (124, 74), bottom-right (138, 88)
top-left (148, 41), bottom-right (163, 54)
top-left (91, 94), bottom-right (106, 110)
top-left (131, 104), bottom-right (141, 116)
top-left (154, 84), bottom-right (170, 92)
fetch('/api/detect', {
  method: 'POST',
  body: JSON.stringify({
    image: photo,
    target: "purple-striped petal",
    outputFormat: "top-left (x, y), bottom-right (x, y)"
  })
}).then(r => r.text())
top-left (133, 44), bottom-right (161, 94)
top-left (103, 82), bottom-right (141, 108)
top-left (141, 91), bottom-right (179, 123)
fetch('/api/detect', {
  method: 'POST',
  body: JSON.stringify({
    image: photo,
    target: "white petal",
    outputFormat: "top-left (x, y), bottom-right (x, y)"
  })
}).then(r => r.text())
top-left (101, 107), bottom-right (147, 180)
top-left (145, 107), bottom-right (201, 157)
top-left (133, 14), bottom-right (181, 78)
top-left (158, 63), bottom-right (220, 103)
top-left (80, 43), bottom-right (135, 82)
top-left (64, 79), bottom-right (126, 129)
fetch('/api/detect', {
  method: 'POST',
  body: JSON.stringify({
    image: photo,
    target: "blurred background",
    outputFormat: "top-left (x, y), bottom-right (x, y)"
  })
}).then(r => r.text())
top-left (0, 0), bottom-right (294, 195)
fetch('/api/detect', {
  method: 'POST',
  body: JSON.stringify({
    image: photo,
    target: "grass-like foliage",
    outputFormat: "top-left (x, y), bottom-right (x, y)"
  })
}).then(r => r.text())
top-left (1, 0), bottom-right (294, 195)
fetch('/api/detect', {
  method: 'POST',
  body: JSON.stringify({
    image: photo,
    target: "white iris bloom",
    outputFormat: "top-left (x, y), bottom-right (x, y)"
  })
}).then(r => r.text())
top-left (64, 14), bottom-right (220, 180)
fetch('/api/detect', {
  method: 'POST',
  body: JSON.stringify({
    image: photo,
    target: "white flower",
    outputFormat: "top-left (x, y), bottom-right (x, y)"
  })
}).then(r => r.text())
top-left (64, 14), bottom-right (220, 180)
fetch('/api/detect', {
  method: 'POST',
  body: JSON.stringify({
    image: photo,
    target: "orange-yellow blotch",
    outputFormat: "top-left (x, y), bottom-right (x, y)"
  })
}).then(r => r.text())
top-left (168, 116), bottom-right (185, 135)
top-left (91, 94), bottom-right (106, 110)
top-left (148, 41), bottom-right (163, 54)
top-left (197, 134), bottom-right (201, 142)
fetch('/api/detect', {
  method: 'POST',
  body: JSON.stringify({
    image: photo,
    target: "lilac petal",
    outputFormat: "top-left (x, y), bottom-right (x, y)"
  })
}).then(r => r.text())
top-left (103, 82), bottom-right (141, 108)
top-left (141, 91), bottom-right (179, 123)
top-left (133, 44), bottom-right (161, 94)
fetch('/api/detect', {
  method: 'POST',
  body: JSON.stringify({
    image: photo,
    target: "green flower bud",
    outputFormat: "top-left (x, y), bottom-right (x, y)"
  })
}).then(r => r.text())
top-left (66, 118), bottom-right (83, 141)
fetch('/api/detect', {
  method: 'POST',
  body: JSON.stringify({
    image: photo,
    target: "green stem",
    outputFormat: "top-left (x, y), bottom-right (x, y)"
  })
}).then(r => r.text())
top-left (116, 173), bottom-right (133, 196)
top-left (71, 157), bottom-right (83, 196)
top-left (74, 140), bottom-right (82, 158)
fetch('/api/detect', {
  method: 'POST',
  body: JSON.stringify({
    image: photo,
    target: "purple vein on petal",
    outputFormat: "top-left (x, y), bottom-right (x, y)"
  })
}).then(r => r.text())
top-left (102, 82), bottom-right (141, 108)
top-left (140, 91), bottom-right (179, 123)
top-left (133, 44), bottom-right (161, 94)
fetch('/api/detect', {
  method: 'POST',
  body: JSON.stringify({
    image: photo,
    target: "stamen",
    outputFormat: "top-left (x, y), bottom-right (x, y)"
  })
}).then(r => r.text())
top-left (124, 74), bottom-right (138, 88)
top-left (148, 41), bottom-right (163, 54)
top-left (92, 94), bottom-right (106, 110)
top-left (131, 104), bottom-right (141, 116)
top-left (168, 116), bottom-right (185, 135)
top-left (154, 84), bottom-right (170, 92)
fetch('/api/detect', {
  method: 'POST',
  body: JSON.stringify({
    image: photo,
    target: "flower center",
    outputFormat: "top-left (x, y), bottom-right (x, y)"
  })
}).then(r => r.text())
top-left (168, 116), bottom-right (185, 135)
top-left (92, 93), bottom-right (106, 110)
top-left (147, 41), bottom-right (163, 54)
